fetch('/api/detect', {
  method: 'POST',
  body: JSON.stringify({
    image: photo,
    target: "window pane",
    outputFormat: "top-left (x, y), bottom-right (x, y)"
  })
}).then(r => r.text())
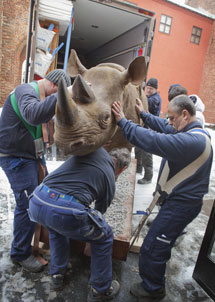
top-left (197, 29), bottom-right (201, 36)
top-left (191, 35), bottom-right (195, 43)
top-left (166, 17), bottom-right (172, 25)
top-left (161, 15), bottom-right (166, 23)
top-left (192, 27), bottom-right (197, 34)
top-left (195, 37), bottom-right (200, 44)
top-left (165, 26), bottom-right (170, 34)
top-left (159, 23), bottom-right (165, 32)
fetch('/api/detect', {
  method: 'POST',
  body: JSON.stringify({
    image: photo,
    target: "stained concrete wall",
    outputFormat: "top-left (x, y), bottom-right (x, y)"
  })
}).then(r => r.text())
top-left (186, 0), bottom-right (215, 15)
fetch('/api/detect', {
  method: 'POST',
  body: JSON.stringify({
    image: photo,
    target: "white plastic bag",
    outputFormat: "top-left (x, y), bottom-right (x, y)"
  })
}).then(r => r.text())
top-left (36, 22), bottom-right (55, 51)
top-left (34, 50), bottom-right (53, 78)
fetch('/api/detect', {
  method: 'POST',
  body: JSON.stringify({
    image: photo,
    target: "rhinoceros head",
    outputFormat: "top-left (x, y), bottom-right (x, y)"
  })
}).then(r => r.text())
top-left (54, 49), bottom-right (147, 156)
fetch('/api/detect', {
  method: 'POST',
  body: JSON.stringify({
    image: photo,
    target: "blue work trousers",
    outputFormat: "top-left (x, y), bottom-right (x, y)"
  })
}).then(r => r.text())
top-left (139, 199), bottom-right (202, 292)
top-left (28, 184), bottom-right (113, 293)
top-left (0, 156), bottom-right (39, 261)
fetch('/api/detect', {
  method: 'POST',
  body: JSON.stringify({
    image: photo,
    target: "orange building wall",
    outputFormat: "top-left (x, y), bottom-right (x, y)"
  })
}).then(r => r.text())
top-left (126, 0), bottom-right (213, 115)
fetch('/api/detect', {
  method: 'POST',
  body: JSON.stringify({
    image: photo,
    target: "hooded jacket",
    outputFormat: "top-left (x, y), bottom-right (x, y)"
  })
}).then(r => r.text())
top-left (189, 94), bottom-right (205, 127)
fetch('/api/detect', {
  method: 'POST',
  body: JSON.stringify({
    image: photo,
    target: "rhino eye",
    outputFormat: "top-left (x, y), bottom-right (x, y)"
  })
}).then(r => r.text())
top-left (97, 113), bottom-right (111, 129)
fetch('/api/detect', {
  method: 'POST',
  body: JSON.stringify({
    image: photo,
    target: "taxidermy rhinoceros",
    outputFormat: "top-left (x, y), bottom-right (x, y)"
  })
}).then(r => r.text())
top-left (54, 49), bottom-right (148, 156)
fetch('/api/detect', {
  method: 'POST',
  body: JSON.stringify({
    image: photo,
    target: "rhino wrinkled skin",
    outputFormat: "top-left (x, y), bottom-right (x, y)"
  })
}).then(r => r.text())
top-left (54, 49), bottom-right (148, 156)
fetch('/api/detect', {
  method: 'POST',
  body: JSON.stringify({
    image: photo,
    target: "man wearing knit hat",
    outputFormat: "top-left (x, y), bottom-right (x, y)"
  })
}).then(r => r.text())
top-left (135, 77), bottom-right (162, 184)
top-left (45, 69), bottom-right (71, 87)
top-left (0, 69), bottom-right (71, 273)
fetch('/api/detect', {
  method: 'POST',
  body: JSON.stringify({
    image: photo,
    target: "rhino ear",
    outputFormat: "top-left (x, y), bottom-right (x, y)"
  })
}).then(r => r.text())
top-left (56, 77), bottom-right (79, 126)
top-left (72, 74), bottom-right (96, 104)
top-left (66, 49), bottom-right (87, 77)
top-left (123, 56), bottom-right (147, 85)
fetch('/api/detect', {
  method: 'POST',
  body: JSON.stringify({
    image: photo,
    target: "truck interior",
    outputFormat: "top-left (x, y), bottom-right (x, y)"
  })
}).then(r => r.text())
top-left (37, 0), bottom-right (155, 73)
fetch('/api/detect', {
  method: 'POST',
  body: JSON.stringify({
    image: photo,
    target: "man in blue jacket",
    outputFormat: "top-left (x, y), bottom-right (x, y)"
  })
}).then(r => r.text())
top-left (28, 147), bottom-right (130, 301)
top-left (0, 69), bottom-right (71, 273)
top-left (112, 95), bottom-right (213, 299)
top-left (135, 77), bottom-right (162, 184)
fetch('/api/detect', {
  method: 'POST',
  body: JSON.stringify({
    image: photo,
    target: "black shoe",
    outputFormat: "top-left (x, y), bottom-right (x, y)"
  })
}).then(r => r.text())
top-left (137, 178), bottom-right (152, 185)
top-left (136, 168), bottom-right (143, 174)
top-left (130, 282), bottom-right (165, 299)
top-left (51, 274), bottom-right (65, 291)
top-left (11, 254), bottom-right (43, 273)
top-left (87, 280), bottom-right (120, 301)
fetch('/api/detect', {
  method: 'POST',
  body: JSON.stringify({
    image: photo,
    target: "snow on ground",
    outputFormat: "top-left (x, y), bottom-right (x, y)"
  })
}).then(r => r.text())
top-left (0, 128), bottom-right (214, 301)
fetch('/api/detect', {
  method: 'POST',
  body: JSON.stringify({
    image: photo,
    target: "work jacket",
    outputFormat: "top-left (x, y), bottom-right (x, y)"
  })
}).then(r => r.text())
top-left (43, 147), bottom-right (115, 214)
top-left (147, 92), bottom-right (162, 117)
top-left (118, 115), bottom-right (213, 205)
top-left (0, 83), bottom-right (57, 159)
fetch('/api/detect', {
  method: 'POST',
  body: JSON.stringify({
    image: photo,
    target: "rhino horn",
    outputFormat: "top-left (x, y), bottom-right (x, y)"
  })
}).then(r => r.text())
top-left (72, 74), bottom-right (96, 104)
top-left (122, 56), bottom-right (147, 85)
top-left (66, 49), bottom-right (87, 77)
top-left (56, 77), bottom-right (79, 126)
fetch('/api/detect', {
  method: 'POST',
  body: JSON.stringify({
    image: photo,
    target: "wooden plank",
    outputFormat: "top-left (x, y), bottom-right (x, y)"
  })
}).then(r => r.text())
top-left (129, 237), bottom-right (143, 254)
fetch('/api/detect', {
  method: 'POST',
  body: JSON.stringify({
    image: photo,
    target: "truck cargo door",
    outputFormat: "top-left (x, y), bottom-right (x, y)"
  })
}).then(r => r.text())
top-left (72, 0), bottom-right (155, 69)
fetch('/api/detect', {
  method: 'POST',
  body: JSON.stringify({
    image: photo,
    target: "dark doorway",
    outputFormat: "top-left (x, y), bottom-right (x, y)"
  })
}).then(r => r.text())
top-left (193, 199), bottom-right (215, 301)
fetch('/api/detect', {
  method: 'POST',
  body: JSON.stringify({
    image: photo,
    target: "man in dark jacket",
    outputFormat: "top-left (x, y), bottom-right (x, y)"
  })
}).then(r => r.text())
top-left (28, 147), bottom-right (130, 301)
top-left (112, 95), bottom-right (213, 300)
top-left (135, 77), bottom-right (162, 184)
top-left (0, 69), bottom-right (71, 272)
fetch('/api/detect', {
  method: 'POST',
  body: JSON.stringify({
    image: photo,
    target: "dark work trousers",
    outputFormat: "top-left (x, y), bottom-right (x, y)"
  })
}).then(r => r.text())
top-left (29, 184), bottom-right (114, 293)
top-left (135, 147), bottom-right (153, 180)
top-left (0, 156), bottom-right (38, 261)
top-left (139, 199), bottom-right (202, 292)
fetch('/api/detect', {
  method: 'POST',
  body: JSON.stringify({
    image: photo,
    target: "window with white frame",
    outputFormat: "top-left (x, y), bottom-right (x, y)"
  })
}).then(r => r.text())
top-left (159, 14), bottom-right (172, 34)
top-left (191, 26), bottom-right (202, 45)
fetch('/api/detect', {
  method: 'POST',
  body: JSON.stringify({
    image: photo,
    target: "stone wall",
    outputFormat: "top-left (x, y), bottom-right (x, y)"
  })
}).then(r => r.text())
top-left (186, 0), bottom-right (215, 14)
top-left (0, 0), bottom-right (29, 106)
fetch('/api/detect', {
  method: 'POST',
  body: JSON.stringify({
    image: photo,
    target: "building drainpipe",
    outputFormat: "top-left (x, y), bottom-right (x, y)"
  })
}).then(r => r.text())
top-left (25, 0), bottom-right (35, 83)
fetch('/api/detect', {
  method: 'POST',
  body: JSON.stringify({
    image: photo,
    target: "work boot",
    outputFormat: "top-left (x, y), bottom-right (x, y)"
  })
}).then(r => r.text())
top-left (11, 254), bottom-right (43, 273)
top-left (87, 280), bottom-right (120, 301)
top-left (51, 274), bottom-right (65, 291)
top-left (137, 178), bottom-right (152, 185)
top-left (130, 282), bottom-right (166, 299)
top-left (136, 166), bottom-right (143, 174)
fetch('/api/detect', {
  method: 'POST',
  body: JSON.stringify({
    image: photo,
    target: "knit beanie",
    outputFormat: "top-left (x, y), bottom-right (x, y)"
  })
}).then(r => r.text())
top-left (45, 69), bottom-right (71, 87)
top-left (146, 78), bottom-right (158, 89)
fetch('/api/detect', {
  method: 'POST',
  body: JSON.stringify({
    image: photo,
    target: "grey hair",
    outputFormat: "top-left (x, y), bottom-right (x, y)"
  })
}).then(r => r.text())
top-left (169, 94), bottom-right (196, 116)
top-left (109, 148), bottom-right (131, 169)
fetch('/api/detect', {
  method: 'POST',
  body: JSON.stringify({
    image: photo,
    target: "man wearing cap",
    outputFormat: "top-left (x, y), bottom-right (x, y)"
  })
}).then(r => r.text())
top-left (135, 77), bottom-right (162, 184)
top-left (0, 69), bottom-right (71, 273)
